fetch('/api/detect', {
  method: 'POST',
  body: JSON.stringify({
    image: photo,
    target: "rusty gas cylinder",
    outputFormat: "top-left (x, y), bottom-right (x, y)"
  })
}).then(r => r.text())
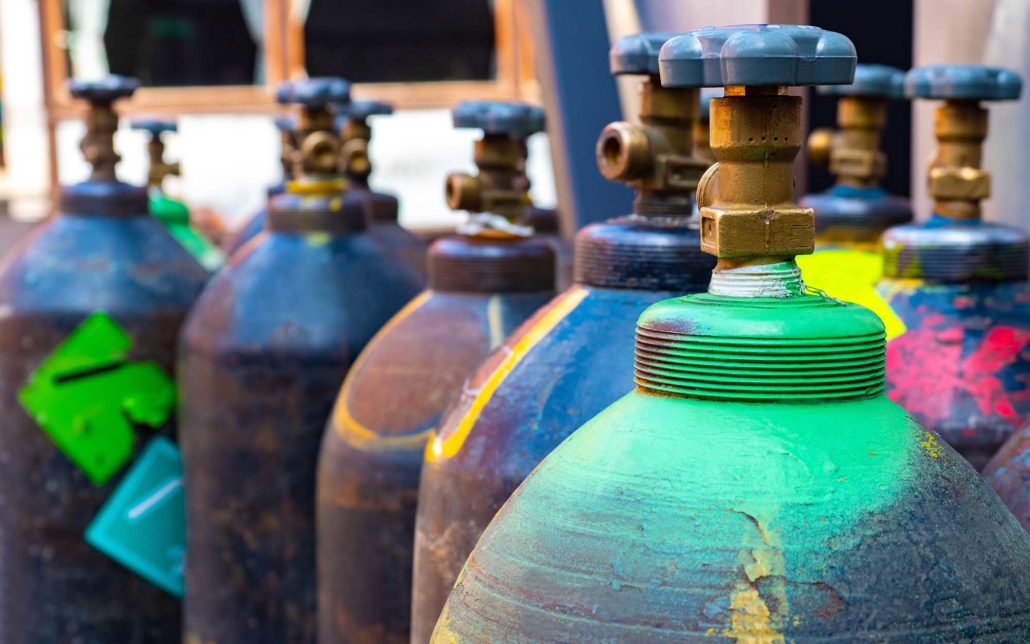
top-left (178, 78), bottom-right (423, 644)
top-left (335, 99), bottom-right (428, 280)
top-left (430, 26), bottom-right (1030, 643)
top-left (878, 65), bottom-right (1029, 470)
top-left (0, 76), bottom-right (208, 643)
top-left (316, 100), bottom-right (555, 644)
top-left (984, 424), bottom-right (1030, 533)
top-left (410, 32), bottom-right (716, 642)
top-left (224, 116), bottom-right (296, 256)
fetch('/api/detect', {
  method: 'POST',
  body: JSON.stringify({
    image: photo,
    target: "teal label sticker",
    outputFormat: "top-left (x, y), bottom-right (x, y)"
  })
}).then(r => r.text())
top-left (85, 436), bottom-right (185, 598)
top-left (18, 312), bottom-right (176, 485)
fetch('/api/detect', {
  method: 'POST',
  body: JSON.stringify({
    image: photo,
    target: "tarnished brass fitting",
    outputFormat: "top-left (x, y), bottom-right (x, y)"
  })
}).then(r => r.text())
top-left (277, 78), bottom-right (352, 181)
top-left (276, 117), bottom-right (298, 182)
top-left (70, 77), bottom-right (139, 182)
top-left (696, 86), bottom-right (813, 264)
top-left (595, 79), bottom-right (707, 214)
top-left (928, 100), bottom-right (990, 219)
top-left (446, 101), bottom-right (544, 222)
top-left (131, 121), bottom-right (181, 190)
top-left (807, 96), bottom-right (889, 188)
top-left (335, 101), bottom-right (392, 186)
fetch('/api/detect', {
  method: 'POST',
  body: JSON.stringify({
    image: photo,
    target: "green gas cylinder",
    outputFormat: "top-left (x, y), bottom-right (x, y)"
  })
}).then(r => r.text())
top-left (131, 118), bottom-right (224, 270)
top-left (796, 64), bottom-right (910, 338)
top-left (430, 25), bottom-right (1030, 643)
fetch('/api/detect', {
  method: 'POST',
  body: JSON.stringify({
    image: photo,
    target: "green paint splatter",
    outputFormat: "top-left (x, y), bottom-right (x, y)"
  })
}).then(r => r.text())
top-left (18, 312), bottom-right (176, 485)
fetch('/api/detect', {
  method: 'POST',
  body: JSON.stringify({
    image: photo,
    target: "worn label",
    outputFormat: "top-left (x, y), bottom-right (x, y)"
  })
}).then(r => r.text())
top-left (85, 436), bottom-right (185, 598)
top-left (18, 312), bottom-right (176, 485)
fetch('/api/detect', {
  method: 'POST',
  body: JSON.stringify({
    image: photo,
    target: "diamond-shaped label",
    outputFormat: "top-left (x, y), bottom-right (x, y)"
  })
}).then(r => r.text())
top-left (18, 312), bottom-right (176, 485)
top-left (85, 436), bottom-right (185, 597)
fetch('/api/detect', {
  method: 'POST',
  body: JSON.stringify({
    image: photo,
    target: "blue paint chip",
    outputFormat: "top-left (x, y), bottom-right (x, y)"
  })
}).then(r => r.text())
top-left (85, 436), bottom-right (185, 598)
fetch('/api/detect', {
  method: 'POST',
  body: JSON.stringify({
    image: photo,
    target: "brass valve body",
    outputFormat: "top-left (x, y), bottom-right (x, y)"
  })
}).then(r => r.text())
top-left (446, 133), bottom-right (527, 221)
top-left (295, 108), bottom-right (340, 178)
top-left (807, 96), bottom-right (888, 188)
top-left (339, 119), bottom-right (373, 182)
top-left (280, 127), bottom-right (297, 181)
top-left (595, 80), bottom-right (707, 210)
top-left (697, 86), bottom-right (813, 266)
top-left (82, 103), bottom-right (120, 182)
top-left (929, 100), bottom-right (989, 220)
top-left (145, 137), bottom-right (180, 189)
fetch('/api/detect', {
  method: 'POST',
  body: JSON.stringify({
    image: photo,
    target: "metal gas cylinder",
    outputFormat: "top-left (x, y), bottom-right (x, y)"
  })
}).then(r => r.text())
top-left (984, 423), bottom-right (1030, 533)
top-left (797, 64), bottom-right (911, 336)
top-left (316, 100), bottom-right (555, 644)
top-left (0, 76), bottom-right (208, 643)
top-left (178, 78), bottom-right (423, 644)
top-left (878, 65), bottom-right (1028, 470)
top-left (132, 118), bottom-right (225, 270)
top-left (410, 31), bottom-right (716, 643)
top-left (335, 99), bottom-right (427, 279)
top-left (223, 116), bottom-right (297, 256)
top-left (430, 26), bottom-right (1030, 643)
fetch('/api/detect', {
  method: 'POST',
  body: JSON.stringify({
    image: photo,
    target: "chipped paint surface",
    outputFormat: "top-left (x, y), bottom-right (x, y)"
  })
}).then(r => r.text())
top-left (879, 278), bottom-right (1030, 468)
top-left (430, 386), bottom-right (1030, 641)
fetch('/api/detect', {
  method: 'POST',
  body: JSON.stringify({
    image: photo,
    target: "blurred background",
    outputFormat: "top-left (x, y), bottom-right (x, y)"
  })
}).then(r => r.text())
top-left (0, 0), bottom-right (1028, 249)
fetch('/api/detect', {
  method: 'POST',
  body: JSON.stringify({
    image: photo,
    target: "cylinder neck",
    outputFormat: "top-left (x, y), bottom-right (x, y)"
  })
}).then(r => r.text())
top-left (81, 101), bottom-right (121, 182)
top-left (832, 95), bottom-right (888, 189)
top-left (697, 85), bottom-right (814, 289)
top-left (930, 100), bottom-right (989, 221)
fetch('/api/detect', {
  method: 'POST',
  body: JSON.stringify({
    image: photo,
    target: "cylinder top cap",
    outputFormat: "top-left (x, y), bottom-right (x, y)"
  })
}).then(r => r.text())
top-left (130, 118), bottom-right (177, 134)
top-left (659, 24), bottom-right (856, 88)
top-left (69, 75), bottom-right (139, 103)
top-left (818, 63), bottom-right (905, 98)
top-left (452, 101), bottom-right (546, 139)
top-left (276, 77), bottom-right (352, 108)
top-left (610, 32), bottom-right (676, 75)
top-left (905, 65), bottom-right (1022, 101)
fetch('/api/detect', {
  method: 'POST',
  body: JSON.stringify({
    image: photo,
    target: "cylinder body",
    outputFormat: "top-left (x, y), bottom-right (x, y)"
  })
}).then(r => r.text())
top-left (180, 230), bottom-right (423, 644)
top-left (0, 206), bottom-right (208, 643)
top-left (317, 235), bottom-right (554, 644)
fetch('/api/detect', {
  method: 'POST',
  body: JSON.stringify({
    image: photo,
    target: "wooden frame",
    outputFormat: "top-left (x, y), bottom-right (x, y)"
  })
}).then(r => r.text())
top-left (41, 0), bottom-right (288, 120)
top-left (284, 0), bottom-right (538, 108)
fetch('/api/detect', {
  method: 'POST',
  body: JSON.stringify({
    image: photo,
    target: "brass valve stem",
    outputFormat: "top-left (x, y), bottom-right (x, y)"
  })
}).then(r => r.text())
top-left (697, 85), bottom-right (813, 270)
top-left (280, 127), bottom-right (297, 182)
top-left (295, 107), bottom-right (341, 179)
top-left (81, 101), bottom-right (120, 182)
top-left (145, 136), bottom-right (180, 190)
top-left (596, 78), bottom-right (704, 214)
top-left (339, 118), bottom-right (373, 187)
top-left (446, 133), bottom-right (526, 221)
top-left (929, 100), bottom-right (989, 220)
top-left (833, 96), bottom-right (888, 188)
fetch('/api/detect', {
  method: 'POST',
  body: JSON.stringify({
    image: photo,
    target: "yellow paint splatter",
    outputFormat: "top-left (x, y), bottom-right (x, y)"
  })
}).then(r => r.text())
top-left (721, 584), bottom-right (786, 644)
top-left (333, 292), bottom-right (436, 452)
top-left (425, 288), bottom-right (588, 462)
top-left (306, 232), bottom-right (331, 247)
top-left (918, 430), bottom-right (944, 459)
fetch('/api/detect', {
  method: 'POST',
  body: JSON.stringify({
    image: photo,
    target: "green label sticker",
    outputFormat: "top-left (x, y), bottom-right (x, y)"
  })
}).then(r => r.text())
top-left (18, 312), bottom-right (176, 485)
top-left (85, 436), bottom-right (185, 597)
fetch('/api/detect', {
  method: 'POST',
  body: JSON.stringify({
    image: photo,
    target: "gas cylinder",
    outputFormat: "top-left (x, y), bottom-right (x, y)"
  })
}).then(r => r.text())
top-left (796, 64), bottom-right (911, 335)
top-left (878, 65), bottom-right (1029, 470)
top-left (984, 424), bottom-right (1030, 533)
top-left (410, 32), bottom-right (716, 642)
top-left (223, 116), bottom-right (296, 256)
top-left (336, 99), bottom-right (427, 279)
top-left (178, 78), bottom-right (423, 644)
top-left (430, 26), bottom-right (1030, 643)
top-left (316, 100), bottom-right (555, 644)
top-left (132, 118), bottom-right (225, 270)
top-left (0, 76), bottom-right (208, 643)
